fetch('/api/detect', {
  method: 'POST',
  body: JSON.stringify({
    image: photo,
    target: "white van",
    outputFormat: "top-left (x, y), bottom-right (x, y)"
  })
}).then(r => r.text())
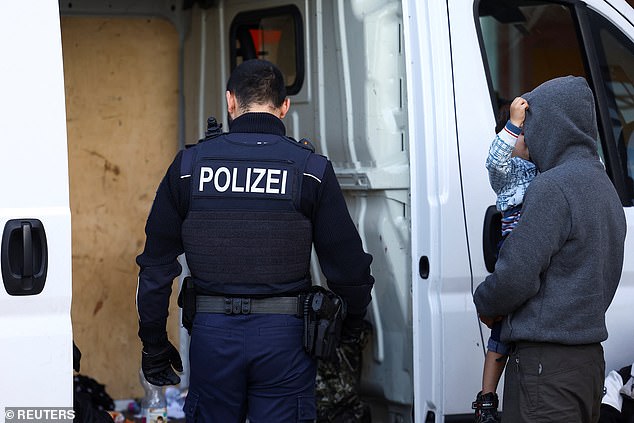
top-left (2, 0), bottom-right (633, 422)
top-left (0, 0), bottom-right (74, 414)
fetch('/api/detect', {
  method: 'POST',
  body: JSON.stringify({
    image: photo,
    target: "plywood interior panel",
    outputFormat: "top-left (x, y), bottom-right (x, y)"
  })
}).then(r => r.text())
top-left (62, 16), bottom-right (180, 399)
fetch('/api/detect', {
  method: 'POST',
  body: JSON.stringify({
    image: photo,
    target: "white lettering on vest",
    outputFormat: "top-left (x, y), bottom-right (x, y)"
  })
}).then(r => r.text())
top-left (267, 169), bottom-right (281, 194)
top-left (231, 167), bottom-right (244, 192)
top-left (200, 167), bottom-right (213, 191)
top-left (214, 167), bottom-right (231, 192)
top-left (198, 166), bottom-right (289, 194)
top-left (281, 170), bottom-right (287, 194)
top-left (245, 167), bottom-right (252, 192)
top-left (250, 168), bottom-right (266, 193)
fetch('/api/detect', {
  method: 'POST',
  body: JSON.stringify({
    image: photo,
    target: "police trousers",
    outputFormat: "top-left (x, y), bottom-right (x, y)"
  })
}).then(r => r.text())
top-left (184, 312), bottom-right (317, 423)
top-left (502, 342), bottom-right (604, 423)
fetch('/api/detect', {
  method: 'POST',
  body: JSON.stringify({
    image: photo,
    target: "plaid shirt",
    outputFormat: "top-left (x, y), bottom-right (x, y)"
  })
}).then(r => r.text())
top-left (486, 121), bottom-right (537, 212)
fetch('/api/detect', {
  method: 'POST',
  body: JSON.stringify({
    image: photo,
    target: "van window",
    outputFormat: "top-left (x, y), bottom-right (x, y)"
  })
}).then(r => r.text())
top-left (229, 5), bottom-right (304, 95)
top-left (585, 10), bottom-right (634, 200)
top-left (479, 3), bottom-right (586, 104)
top-left (478, 0), bottom-right (634, 204)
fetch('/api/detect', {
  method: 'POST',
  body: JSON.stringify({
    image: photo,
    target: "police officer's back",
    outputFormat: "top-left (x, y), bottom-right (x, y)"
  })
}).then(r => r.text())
top-left (136, 59), bottom-right (375, 422)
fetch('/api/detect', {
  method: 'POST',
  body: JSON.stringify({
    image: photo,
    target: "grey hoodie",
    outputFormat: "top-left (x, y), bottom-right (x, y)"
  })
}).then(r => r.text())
top-left (474, 76), bottom-right (627, 345)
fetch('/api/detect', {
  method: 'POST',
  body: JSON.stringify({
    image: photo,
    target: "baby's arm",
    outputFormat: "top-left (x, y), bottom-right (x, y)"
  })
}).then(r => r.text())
top-left (486, 97), bottom-right (528, 193)
top-left (486, 122), bottom-right (522, 193)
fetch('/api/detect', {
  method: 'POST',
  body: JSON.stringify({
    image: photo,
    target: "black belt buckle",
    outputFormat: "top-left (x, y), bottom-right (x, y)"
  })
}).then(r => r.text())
top-left (241, 298), bottom-right (251, 314)
top-left (232, 298), bottom-right (242, 314)
top-left (224, 297), bottom-right (251, 315)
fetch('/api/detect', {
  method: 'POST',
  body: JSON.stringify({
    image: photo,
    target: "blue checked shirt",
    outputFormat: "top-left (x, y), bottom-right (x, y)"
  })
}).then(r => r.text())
top-left (486, 121), bottom-right (537, 212)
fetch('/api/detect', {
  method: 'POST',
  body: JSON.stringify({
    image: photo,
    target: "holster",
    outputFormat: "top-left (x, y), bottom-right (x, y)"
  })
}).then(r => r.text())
top-left (177, 277), bottom-right (196, 334)
top-left (302, 286), bottom-right (347, 361)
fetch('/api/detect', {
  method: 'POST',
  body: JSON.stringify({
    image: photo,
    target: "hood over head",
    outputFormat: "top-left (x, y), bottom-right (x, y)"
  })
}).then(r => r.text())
top-left (522, 76), bottom-right (599, 172)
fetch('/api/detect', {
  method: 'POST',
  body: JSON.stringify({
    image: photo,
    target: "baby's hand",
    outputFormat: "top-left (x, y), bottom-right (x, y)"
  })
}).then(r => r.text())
top-left (510, 97), bottom-right (529, 127)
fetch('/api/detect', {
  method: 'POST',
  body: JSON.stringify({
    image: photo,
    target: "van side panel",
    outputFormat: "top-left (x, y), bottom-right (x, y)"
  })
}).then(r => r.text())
top-left (404, 0), bottom-right (482, 420)
top-left (311, 1), bottom-right (414, 418)
top-left (585, 0), bottom-right (634, 378)
top-left (0, 0), bottom-right (73, 409)
top-left (446, 1), bottom-right (508, 415)
top-left (449, 0), bottom-right (634, 418)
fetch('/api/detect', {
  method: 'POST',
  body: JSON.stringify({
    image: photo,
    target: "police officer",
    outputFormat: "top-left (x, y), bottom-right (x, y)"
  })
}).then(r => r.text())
top-left (136, 59), bottom-right (375, 422)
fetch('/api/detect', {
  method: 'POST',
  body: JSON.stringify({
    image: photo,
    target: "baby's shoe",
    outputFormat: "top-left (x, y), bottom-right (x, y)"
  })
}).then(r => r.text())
top-left (472, 391), bottom-right (500, 423)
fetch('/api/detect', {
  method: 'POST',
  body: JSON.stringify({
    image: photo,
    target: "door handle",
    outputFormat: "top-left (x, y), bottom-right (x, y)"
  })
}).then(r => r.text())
top-left (22, 222), bottom-right (34, 290)
top-left (482, 206), bottom-right (502, 274)
top-left (2, 219), bottom-right (48, 295)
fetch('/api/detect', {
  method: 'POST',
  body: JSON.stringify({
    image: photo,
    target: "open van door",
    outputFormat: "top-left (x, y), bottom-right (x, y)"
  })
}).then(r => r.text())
top-left (0, 0), bottom-right (73, 413)
top-left (406, 0), bottom-right (634, 420)
top-left (471, 0), bottom-right (634, 379)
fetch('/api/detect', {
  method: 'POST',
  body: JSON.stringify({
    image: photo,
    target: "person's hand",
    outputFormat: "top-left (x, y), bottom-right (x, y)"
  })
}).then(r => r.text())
top-left (509, 97), bottom-right (529, 128)
top-left (141, 340), bottom-right (183, 386)
top-left (478, 314), bottom-right (503, 329)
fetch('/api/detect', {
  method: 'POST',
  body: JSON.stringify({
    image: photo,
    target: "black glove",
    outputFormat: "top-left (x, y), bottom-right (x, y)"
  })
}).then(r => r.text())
top-left (141, 340), bottom-right (183, 386)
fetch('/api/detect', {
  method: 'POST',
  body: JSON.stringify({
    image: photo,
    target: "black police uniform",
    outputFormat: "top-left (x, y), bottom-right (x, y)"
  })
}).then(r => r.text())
top-left (136, 112), bottom-right (374, 422)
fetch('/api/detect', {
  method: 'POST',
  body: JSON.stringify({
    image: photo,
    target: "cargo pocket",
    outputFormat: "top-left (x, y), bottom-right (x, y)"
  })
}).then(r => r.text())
top-left (297, 395), bottom-right (316, 422)
top-left (184, 391), bottom-right (200, 422)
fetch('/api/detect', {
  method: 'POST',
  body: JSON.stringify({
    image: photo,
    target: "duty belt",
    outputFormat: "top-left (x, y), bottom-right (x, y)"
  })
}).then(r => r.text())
top-left (196, 296), bottom-right (301, 315)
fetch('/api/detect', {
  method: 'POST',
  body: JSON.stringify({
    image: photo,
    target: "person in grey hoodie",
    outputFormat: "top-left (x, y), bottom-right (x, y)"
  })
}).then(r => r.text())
top-left (473, 75), bottom-right (627, 423)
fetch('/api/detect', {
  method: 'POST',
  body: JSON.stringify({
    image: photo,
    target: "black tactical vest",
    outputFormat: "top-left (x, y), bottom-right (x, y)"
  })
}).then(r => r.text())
top-left (180, 132), bottom-right (324, 296)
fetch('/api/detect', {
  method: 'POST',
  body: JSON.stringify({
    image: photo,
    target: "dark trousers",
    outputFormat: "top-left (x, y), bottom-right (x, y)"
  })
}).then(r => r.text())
top-left (502, 342), bottom-right (604, 423)
top-left (184, 313), bottom-right (317, 423)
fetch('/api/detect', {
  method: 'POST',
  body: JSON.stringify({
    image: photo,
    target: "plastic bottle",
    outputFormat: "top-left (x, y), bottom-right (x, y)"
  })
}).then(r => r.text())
top-left (139, 368), bottom-right (168, 423)
top-left (165, 386), bottom-right (186, 419)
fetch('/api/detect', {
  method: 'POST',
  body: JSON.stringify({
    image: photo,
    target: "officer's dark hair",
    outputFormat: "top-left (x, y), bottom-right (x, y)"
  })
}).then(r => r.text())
top-left (226, 59), bottom-right (287, 110)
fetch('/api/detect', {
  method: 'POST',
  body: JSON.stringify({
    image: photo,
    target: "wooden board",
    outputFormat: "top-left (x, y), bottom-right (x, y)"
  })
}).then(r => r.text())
top-left (62, 16), bottom-right (180, 399)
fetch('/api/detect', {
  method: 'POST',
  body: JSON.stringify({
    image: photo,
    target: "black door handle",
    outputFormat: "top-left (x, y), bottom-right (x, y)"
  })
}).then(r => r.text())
top-left (22, 222), bottom-right (34, 290)
top-left (482, 206), bottom-right (502, 274)
top-left (2, 219), bottom-right (48, 295)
